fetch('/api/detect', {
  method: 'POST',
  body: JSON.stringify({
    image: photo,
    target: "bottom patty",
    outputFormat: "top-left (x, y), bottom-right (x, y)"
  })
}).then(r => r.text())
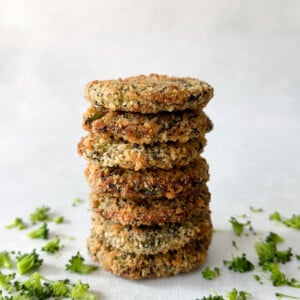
top-left (91, 211), bottom-right (211, 255)
top-left (87, 229), bottom-right (212, 280)
top-left (90, 184), bottom-right (210, 226)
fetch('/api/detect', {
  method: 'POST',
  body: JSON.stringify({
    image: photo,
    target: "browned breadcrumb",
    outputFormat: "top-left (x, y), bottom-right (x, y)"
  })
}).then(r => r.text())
top-left (87, 228), bottom-right (212, 279)
top-left (84, 74), bottom-right (213, 113)
top-left (82, 106), bottom-right (213, 144)
top-left (78, 134), bottom-right (206, 171)
top-left (90, 184), bottom-right (210, 226)
top-left (85, 158), bottom-right (209, 200)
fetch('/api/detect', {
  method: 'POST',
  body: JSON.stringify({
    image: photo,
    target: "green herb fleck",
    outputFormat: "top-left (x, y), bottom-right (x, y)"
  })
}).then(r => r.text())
top-left (253, 274), bottom-right (263, 284)
top-left (232, 240), bottom-right (239, 250)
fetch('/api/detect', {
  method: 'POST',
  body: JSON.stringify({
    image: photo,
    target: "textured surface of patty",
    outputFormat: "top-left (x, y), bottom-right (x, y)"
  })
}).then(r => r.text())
top-left (84, 74), bottom-right (214, 113)
top-left (83, 106), bottom-right (213, 144)
top-left (91, 212), bottom-right (211, 255)
top-left (85, 158), bottom-right (209, 200)
top-left (78, 134), bottom-right (206, 171)
top-left (90, 184), bottom-right (210, 226)
top-left (87, 229), bottom-right (212, 279)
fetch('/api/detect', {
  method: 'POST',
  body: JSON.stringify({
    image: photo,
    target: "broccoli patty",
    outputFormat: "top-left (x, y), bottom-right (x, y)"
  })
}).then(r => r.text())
top-left (78, 134), bottom-right (206, 171)
top-left (91, 212), bottom-right (211, 255)
top-left (85, 74), bottom-right (214, 113)
top-left (89, 184), bottom-right (210, 226)
top-left (83, 106), bottom-right (213, 144)
top-left (87, 227), bottom-right (212, 279)
top-left (85, 157), bottom-right (209, 200)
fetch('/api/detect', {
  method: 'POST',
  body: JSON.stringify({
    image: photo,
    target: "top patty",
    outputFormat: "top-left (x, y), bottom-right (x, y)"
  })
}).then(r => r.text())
top-left (82, 106), bottom-right (213, 144)
top-left (84, 74), bottom-right (214, 113)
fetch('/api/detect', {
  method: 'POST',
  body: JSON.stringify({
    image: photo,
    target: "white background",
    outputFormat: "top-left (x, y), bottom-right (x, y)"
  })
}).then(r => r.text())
top-left (1, 1), bottom-right (300, 299)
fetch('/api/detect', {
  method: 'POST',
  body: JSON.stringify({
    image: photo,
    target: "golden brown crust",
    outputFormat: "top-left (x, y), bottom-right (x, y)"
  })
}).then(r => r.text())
top-left (85, 158), bottom-right (209, 200)
top-left (87, 229), bottom-right (212, 279)
top-left (90, 184), bottom-right (210, 226)
top-left (82, 106), bottom-right (213, 144)
top-left (84, 74), bottom-right (214, 113)
top-left (90, 212), bottom-right (212, 255)
top-left (78, 134), bottom-right (206, 171)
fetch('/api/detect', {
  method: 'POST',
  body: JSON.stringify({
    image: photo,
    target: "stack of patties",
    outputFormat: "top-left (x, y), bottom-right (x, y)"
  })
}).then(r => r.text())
top-left (78, 74), bottom-right (214, 279)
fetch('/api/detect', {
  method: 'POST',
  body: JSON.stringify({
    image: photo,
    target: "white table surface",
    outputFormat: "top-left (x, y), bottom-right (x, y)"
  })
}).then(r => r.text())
top-left (1, 1), bottom-right (300, 299)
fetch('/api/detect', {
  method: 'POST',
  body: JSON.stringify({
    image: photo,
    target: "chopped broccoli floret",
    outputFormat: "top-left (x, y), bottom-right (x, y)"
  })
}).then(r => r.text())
top-left (69, 280), bottom-right (96, 300)
top-left (197, 296), bottom-right (225, 300)
top-left (30, 206), bottom-right (50, 224)
top-left (27, 223), bottom-right (49, 240)
top-left (16, 250), bottom-right (43, 274)
top-left (41, 236), bottom-right (62, 254)
top-left (263, 263), bottom-right (300, 287)
top-left (269, 212), bottom-right (300, 229)
top-left (65, 252), bottom-right (97, 274)
top-left (201, 267), bottom-right (221, 280)
top-left (266, 232), bottom-right (284, 244)
top-left (229, 217), bottom-right (254, 236)
top-left (275, 292), bottom-right (300, 299)
top-left (250, 206), bottom-right (263, 213)
top-left (50, 279), bottom-right (70, 297)
top-left (72, 198), bottom-right (84, 207)
top-left (223, 253), bottom-right (254, 273)
top-left (53, 216), bottom-right (64, 224)
top-left (14, 272), bottom-right (52, 299)
top-left (5, 218), bottom-right (27, 230)
top-left (255, 241), bottom-right (293, 265)
top-left (0, 271), bottom-right (15, 293)
top-left (226, 288), bottom-right (251, 300)
top-left (0, 251), bottom-right (13, 269)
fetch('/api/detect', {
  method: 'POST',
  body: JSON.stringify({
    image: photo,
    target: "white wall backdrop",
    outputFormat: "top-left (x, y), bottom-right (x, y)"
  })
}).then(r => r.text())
top-left (0, 1), bottom-right (299, 299)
